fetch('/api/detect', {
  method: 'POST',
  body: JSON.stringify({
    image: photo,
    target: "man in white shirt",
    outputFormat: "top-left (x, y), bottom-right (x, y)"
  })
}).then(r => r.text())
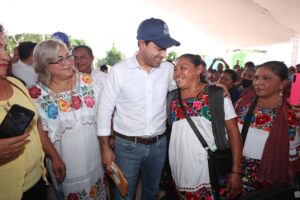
top-left (98, 18), bottom-right (180, 200)
top-left (72, 45), bottom-right (107, 89)
top-left (12, 42), bottom-right (37, 87)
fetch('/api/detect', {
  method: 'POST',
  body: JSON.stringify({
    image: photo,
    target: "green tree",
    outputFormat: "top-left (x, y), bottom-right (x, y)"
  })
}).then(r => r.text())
top-left (6, 33), bottom-right (86, 54)
top-left (96, 44), bottom-right (124, 67)
top-left (166, 51), bottom-right (177, 62)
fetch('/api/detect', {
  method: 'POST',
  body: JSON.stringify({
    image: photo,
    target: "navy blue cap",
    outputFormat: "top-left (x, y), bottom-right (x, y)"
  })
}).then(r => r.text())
top-left (137, 18), bottom-right (180, 49)
top-left (51, 31), bottom-right (69, 45)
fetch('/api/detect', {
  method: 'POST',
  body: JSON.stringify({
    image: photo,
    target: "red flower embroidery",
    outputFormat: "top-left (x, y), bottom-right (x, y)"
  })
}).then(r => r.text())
top-left (71, 95), bottom-right (82, 110)
top-left (203, 95), bottom-right (209, 106)
top-left (290, 135), bottom-right (295, 142)
top-left (193, 101), bottom-right (202, 111)
top-left (288, 110), bottom-right (296, 126)
top-left (184, 191), bottom-right (197, 200)
top-left (29, 86), bottom-right (41, 99)
top-left (84, 95), bottom-right (95, 108)
top-left (255, 113), bottom-right (271, 125)
top-left (175, 107), bottom-right (184, 119)
top-left (67, 193), bottom-right (79, 200)
top-left (170, 101), bottom-right (175, 112)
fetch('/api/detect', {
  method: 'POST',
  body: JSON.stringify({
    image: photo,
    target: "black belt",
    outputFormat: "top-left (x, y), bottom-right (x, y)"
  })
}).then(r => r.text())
top-left (115, 132), bottom-right (165, 145)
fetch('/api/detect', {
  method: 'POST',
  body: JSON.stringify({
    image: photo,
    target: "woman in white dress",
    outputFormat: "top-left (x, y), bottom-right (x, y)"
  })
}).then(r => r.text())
top-left (168, 54), bottom-right (243, 199)
top-left (29, 39), bottom-right (107, 200)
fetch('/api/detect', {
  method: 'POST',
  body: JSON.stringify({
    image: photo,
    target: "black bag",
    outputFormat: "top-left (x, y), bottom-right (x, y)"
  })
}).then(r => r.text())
top-left (240, 183), bottom-right (296, 200)
top-left (177, 88), bottom-right (232, 194)
top-left (207, 149), bottom-right (232, 191)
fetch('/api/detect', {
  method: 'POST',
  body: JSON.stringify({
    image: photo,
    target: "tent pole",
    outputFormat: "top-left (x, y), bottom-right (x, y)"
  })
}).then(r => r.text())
top-left (291, 37), bottom-right (299, 66)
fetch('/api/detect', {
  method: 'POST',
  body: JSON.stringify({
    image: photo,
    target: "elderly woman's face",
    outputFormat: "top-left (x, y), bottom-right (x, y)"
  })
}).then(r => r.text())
top-left (174, 57), bottom-right (201, 89)
top-left (47, 47), bottom-right (74, 80)
top-left (253, 67), bottom-right (284, 98)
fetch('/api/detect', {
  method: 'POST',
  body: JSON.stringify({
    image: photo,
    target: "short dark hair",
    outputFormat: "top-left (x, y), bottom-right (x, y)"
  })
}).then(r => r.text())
top-left (100, 64), bottom-right (108, 71)
top-left (18, 41), bottom-right (37, 61)
top-left (177, 54), bottom-right (203, 67)
top-left (72, 45), bottom-right (94, 57)
top-left (245, 61), bottom-right (255, 68)
top-left (223, 69), bottom-right (238, 82)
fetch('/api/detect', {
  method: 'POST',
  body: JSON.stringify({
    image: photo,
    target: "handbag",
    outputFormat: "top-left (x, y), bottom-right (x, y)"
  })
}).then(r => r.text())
top-left (177, 88), bottom-right (232, 194)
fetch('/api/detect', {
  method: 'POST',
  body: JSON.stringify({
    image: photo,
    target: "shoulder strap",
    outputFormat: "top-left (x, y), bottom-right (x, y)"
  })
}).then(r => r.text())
top-left (207, 85), bottom-right (229, 150)
top-left (178, 89), bottom-right (209, 150)
top-left (241, 97), bottom-right (258, 145)
top-left (167, 89), bottom-right (178, 127)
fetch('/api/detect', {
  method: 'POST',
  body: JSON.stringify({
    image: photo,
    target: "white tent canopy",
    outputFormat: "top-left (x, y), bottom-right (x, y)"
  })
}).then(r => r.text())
top-left (148, 0), bottom-right (300, 65)
top-left (150, 0), bottom-right (300, 48)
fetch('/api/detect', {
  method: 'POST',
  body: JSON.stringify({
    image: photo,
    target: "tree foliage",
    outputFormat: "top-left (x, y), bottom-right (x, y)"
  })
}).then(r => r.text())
top-left (166, 51), bottom-right (177, 62)
top-left (96, 44), bottom-right (124, 67)
top-left (6, 33), bottom-right (86, 54)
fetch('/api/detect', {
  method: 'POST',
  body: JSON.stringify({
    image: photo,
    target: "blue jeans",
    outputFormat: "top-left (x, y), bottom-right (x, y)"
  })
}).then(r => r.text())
top-left (114, 135), bottom-right (167, 200)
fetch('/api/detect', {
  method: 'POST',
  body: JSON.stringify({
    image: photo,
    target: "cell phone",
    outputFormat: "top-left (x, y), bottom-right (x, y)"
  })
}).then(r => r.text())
top-left (290, 73), bottom-right (300, 106)
top-left (0, 104), bottom-right (35, 138)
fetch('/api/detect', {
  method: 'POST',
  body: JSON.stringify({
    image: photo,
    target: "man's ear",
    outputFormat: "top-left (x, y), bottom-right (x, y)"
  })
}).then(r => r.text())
top-left (138, 40), bottom-right (146, 50)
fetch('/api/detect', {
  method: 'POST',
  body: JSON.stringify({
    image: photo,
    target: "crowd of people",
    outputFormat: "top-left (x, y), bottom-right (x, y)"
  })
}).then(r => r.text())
top-left (0, 16), bottom-right (300, 200)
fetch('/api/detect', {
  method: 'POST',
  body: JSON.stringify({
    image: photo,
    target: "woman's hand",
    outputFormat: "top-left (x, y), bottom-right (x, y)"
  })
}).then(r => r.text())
top-left (226, 172), bottom-right (243, 199)
top-left (0, 133), bottom-right (29, 164)
top-left (214, 82), bottom-right (230, 98)
top-left (52, 155), bottom-right (66, 184)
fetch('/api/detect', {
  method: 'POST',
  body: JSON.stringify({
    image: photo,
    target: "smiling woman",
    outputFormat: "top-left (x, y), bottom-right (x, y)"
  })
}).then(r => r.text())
top-left (29, 39), bottom-right (108, 200)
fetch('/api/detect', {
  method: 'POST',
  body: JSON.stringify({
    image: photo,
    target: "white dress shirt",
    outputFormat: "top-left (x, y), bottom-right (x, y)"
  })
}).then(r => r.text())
top-left (97, 55), bottom-right (176, 137)
top-left (12, 60), bottom-right (37, 88)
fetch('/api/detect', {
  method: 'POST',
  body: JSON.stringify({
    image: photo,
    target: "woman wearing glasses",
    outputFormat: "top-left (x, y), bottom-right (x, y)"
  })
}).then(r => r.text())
top-left (29, 39), bottom-right (107, 200)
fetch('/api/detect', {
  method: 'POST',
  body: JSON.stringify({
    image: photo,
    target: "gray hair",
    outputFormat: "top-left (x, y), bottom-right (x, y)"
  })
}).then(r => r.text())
top-left (33, 39), bottom-right (67, 85)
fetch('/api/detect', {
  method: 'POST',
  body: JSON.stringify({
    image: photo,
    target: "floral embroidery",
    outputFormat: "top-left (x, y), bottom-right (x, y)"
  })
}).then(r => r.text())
top-left (242, 157), bottom-right (261, 193)
top-left (170, 93), bottom-right (212, 123)
top-left (71, 95), bottom-right (82, 110)
top-left (178, 182), bottom-right (227, 200)
top-left (89, 184), bottom-right (97, 198)
top-left (84, 96), bottom-right (95, 108)
top-left (29, 85), bottom-right (41, 99)
top-left (236, 101), bottom-right (296, 139)
top-left (65, 177), bottom-right (107, 200)
top-left (67, 193), bottom-right (79, 200)
top-left (82, 74), bottom-right (92, 84)
top-left (57, 97), bottom-right (70, 112)
top-left (33, 73), bottom-right (96, 119)
top-left (47, 103), bottom-right (58, 119)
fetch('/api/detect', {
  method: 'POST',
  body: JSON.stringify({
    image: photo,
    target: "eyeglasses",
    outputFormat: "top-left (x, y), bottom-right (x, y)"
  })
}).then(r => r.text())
top-left (49, 55), bottom-right (74, 65)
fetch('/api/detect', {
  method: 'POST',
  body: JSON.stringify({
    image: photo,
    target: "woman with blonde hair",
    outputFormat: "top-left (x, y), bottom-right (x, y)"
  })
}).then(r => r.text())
top-left (29, 39), bottom-right (107, 199)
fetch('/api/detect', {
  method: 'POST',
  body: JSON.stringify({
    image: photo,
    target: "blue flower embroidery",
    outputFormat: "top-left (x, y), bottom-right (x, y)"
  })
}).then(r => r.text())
top-left (47, 103), bottom-right (58, 119)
